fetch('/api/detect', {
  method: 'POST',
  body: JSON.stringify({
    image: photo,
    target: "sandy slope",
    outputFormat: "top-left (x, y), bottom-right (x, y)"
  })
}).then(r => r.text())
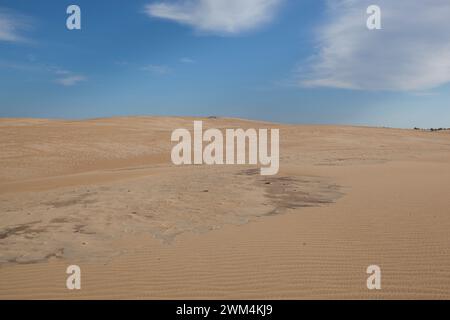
top-left (0, 117), bottom-right (449, 299)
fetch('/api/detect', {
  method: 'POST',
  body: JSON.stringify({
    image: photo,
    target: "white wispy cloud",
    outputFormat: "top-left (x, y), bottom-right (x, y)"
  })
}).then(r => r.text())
top-left (141, 64), bottom-right (172, 75)
top-left (0, 60), bottom-right (86, 86)
top-left (299, 0), bottom-right (450, 91)
top-left (180, 57), bottom-right (195, 64)
top-left (0, 8), bottom-right (30, 42)
top-left (145, 0), bottom-right (283, 35)
top-left (52, 68), bottom-right (71, 75)
top-left (55, 75), bottom-right (87, 86)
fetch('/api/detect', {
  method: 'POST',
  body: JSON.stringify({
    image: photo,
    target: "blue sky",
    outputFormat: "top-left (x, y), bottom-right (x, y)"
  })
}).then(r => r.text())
top-left (1, 0), bottom-right (450, 128)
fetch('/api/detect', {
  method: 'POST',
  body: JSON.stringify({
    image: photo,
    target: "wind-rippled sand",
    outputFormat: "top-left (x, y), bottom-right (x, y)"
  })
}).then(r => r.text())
top-left (0, 117), bottom-right (449, 299)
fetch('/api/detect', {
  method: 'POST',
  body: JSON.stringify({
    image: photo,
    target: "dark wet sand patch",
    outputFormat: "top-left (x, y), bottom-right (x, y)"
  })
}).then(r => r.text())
top-left (239, 168), bottom-right (343, 216)
top-left (0, 221), bottom-right (44, 240)
top-left (44, 192), bottom-right (97, 208)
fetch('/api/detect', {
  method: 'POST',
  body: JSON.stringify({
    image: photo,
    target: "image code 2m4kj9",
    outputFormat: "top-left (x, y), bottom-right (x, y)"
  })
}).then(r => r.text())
top-left (1, 0), bottom-right (450, 312)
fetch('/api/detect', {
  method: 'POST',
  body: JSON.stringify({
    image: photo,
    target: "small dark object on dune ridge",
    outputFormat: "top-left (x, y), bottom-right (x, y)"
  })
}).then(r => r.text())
top-left (414, 127), bottom-right (450, 132)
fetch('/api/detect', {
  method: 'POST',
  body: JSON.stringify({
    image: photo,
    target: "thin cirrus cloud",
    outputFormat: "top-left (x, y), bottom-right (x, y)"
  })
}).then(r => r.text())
top-left (41, 66), bottom-right (87, 86)
top-left (299, 0), bottom-right (450, 92)
top-left (0, 59), bottom-right (87, 87)
top-left (145, 0), bottom-right (283, 35)
top-left (0, 8), bottom-right (30, 42)
top-left (0, 8), bottom-right (86, 87)
top-left (141, 64), bottom-right (172, 75)
top-left (180, 57), bottom-right (195, 64)
top-left (55, 75), bottom-right (87, 87)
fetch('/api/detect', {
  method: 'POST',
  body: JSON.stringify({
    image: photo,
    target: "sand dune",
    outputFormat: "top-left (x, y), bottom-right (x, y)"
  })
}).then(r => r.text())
top-left (1, 117), bottom-right (450, 299)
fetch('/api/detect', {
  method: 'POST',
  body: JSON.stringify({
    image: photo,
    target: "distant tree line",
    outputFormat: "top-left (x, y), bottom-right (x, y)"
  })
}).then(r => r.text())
top-left (414, 127), bottom-right (450, 131)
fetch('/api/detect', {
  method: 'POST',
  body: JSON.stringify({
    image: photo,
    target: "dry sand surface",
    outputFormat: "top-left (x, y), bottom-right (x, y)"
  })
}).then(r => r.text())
top-left (0, 117), bottom-right (450, 299)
